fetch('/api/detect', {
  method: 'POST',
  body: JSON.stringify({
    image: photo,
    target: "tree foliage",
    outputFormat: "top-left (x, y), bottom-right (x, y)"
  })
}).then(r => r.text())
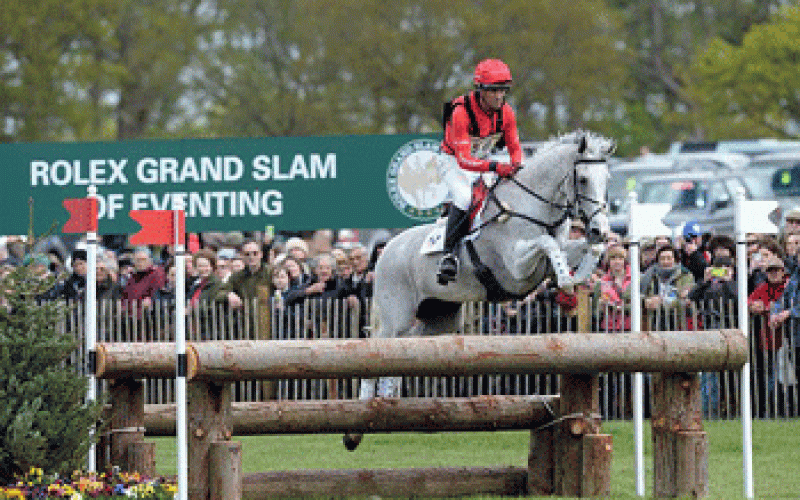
top-left (0, 265), bottom-right (102, 483)
top-left (2, 0), bottom-right (799, 155)
top-left (688, 5), bottom-right (800, 139)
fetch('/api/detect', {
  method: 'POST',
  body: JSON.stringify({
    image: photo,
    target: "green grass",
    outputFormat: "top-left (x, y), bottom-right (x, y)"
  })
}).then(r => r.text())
top-left (152, 419), bottom-right (800, 498)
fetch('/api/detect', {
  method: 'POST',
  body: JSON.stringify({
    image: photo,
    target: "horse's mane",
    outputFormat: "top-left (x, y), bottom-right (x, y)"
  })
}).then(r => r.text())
top-left (531, 130), bottom-right (616, 161)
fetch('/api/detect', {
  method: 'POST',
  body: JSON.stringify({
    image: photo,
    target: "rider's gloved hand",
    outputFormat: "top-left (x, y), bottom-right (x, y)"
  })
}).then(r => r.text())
top-left (491, 162), bottom-right (518, 178)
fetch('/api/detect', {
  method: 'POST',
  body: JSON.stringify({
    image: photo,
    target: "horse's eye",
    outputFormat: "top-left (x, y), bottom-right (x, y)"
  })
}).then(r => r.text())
top-left (578, 177), bottom-right (588, 185)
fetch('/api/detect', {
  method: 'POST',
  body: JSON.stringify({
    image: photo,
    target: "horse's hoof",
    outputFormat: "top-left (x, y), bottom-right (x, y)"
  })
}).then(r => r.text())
top-left (343, 432), bottom-right (362, 451)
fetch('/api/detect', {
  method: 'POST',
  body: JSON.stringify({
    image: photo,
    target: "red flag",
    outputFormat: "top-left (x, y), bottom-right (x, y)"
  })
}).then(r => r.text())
top-left (129, 210), bottom-right (186, 245)
top-left (62, 198), bottom-right (98, 233)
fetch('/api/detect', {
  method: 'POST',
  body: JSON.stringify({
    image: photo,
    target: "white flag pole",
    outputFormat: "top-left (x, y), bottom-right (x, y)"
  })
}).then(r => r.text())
top-left (734, 187), bottom-right (754, 498)
top-left (628, 191), bottom-right (646, 496)
top-left (85, 185), bottom-right (98, 472)
top-left (173, 201), bottom-right (188, 500)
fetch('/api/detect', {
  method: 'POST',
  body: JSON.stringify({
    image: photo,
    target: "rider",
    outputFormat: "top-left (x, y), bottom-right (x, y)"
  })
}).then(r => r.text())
top-left (437, 58), bottom-right (523, 285)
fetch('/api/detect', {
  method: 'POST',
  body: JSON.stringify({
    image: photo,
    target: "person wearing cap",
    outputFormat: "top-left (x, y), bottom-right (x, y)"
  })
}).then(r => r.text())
top-left (593, 244), bottom-right (631, 332)
top-left (679, 220), bottom-right (709, 283)
top-left (60, 249), bottom-right (89, 300)
top-left (749, 255), bottom-right (788, 415)
top-left (215, 248), bottom-right (236, 283)
top-left (783, 207), bottom-right (800, 235)
top-left (769, 254), bottom-right (800, 408)
top-left (568, 220), bottom-right (586, 241)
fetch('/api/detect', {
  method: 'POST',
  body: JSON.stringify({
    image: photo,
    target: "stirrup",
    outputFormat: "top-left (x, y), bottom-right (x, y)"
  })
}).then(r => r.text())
top-left (437, 254), bottom-right (459, 285)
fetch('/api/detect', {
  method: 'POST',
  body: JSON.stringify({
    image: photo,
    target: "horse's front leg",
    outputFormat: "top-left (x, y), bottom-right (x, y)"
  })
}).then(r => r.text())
top-left (509, 235), bottom-right (573, 288)
top-left (562, 240), bottom-right (604, 283)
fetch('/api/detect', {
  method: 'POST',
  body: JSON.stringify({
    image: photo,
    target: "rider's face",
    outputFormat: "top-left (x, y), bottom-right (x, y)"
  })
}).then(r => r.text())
top-left (480, 88), bottom-right (507, 111)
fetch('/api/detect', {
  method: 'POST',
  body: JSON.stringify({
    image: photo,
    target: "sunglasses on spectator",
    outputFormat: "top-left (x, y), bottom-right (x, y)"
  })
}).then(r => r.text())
top-left (242, 251), bottom-right (260, 256)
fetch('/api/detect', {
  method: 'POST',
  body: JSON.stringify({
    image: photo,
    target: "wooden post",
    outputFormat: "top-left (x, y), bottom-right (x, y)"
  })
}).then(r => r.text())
top-left (651, 372), bottom-right (707, 498)
top-left (550, 289), bottom-right (612, 497)
top-left (528, 420), bottom-right (555, 495)
top-left (188, 380), bottom-right (233, 500)
top-left (109, 378), bottom-right (144, 472)
top-left (128, 441), bottom-right (155, 477)
top-left (257, 286), bottom-right (276, 401)
top-left (210, 441), bottom-right (242, 500)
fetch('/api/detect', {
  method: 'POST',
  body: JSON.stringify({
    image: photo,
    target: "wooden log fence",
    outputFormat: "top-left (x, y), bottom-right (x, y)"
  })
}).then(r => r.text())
top-left (96, 329), bottom-right (747, 381)
top-left (96, 328), bottom-right (747, 499)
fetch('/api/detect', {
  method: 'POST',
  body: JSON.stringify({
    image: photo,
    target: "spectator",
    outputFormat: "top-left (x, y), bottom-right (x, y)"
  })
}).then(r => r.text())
top-left (96, 256), bottom-right (123, 301)
top-left (568, 220), bottom-right (586, 241)
top-left (218, 239), bottom-right (273, 309)
top-left (689, 255), bottom-right (738, 417)
top-left (679, 220), bottom-right (709, 283)
top-left (769, 257), bottom-right (800, 413)
top-left (782, 208), bottom-right (800, 238)
top-left (216, 248), bottom-right (236, 283)
top-left (749, 255), bottom-right (788, 416)
top-left (23, 253), bottom-right (61, 300)
top-left (117, 253), bottom-right (135, 287)
top-left (286, 253), bottom-right (347, 306)
top-left (283, 256), bottom-right (310, 290)
top-left (708, 235), bottom-right (736, 261)
top-left (593, 244), bottom-right (632, 332)
top-left (230, 254), bottom-right (245, 274)
top-left (123, 247), bottom-right (166, 308)
top-left (285, 237), bottom-right (310, 266)
top-left (642, 245), bottom-right (695, 331)
top-left (60, 249), bottom-right (88, 301)
top-left (152, 260), bottom-right (177, 304)
top-left (188, 249), bottom-right (223, 308)
top-left (749, 236), bottom-right (783, 293)
top-left (782, 232), bottom-right (800, 275)
top-left (640, 239), bottom-right (658, 272)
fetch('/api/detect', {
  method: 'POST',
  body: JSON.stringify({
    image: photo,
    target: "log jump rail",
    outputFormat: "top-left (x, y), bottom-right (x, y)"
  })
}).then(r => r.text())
top-left (95, 329), bottom-right (747, 500)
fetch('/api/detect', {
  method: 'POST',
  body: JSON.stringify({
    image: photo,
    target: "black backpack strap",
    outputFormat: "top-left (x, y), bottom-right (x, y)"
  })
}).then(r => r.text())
top-left (463, 92), bottom-right (479, 136)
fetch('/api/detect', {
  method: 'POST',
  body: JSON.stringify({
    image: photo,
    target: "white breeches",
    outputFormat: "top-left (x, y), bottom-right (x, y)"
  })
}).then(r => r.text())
top-left (436, 153), bottom-right (482, 211)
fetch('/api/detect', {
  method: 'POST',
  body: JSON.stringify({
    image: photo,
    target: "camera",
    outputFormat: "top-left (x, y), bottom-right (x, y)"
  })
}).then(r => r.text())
top-left (709, 267), bottom-right (727, 278)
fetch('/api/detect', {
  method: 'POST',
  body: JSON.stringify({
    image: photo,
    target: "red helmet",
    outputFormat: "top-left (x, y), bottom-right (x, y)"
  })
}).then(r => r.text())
top-left (474, 59), bottom-right (512, 90)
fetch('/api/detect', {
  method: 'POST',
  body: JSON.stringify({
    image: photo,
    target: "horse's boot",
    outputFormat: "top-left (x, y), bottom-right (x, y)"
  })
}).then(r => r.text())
top-left (437, 206), bottom-right (469, 285)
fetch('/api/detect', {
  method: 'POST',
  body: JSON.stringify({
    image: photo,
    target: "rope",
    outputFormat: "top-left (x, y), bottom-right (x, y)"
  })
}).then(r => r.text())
top-left (531, 405), bottom-right (603, 434)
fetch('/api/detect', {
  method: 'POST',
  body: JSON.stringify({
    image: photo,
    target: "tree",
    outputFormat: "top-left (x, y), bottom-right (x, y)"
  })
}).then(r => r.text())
top-left (0, 264), bottom-right (102, 483)
top-left (687, 5), bottom-right (800, 139)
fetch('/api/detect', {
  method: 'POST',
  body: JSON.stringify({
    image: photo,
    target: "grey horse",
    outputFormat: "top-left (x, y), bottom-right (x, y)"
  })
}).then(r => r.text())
top-left (343, 131), bottom-right (614, 450)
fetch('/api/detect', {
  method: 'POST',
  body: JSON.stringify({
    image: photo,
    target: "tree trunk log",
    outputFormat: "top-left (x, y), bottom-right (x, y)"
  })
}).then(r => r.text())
top-left (143, 395), bottom-right (558, 436)
top-left (95, 330), bottom-right (747, 381)
top-left (210, 441), bottom-right (242, 500)
top-left (241, 466), bottom-right (527, 498)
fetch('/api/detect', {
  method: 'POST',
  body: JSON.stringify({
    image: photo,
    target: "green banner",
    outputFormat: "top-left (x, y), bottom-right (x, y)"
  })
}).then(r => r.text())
top-left (0, 134), bottom-right (446, 235)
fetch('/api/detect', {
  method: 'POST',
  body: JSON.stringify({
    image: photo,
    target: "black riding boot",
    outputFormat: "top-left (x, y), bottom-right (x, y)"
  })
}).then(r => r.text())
top-left (437, 206), bottom-right (469, 285)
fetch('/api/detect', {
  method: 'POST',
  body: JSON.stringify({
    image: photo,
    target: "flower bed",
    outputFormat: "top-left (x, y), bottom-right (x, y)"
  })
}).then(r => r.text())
top-left (0, 468), bottom-right (176, 499)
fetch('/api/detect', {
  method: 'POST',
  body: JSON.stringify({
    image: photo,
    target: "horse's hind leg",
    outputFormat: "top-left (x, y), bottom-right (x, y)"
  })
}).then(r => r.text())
top-left (344, 294), bottom-right (418, 451)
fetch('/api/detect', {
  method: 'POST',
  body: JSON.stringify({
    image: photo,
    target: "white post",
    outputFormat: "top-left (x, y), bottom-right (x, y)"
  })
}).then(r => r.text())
top-left (85, 185), bottom-right (98, 472)
top-left (734, 187), bottom-right (754, 499)
top-left (173, 202), bottom-right (188, 500)
top-left (628, 191), bottom-right (646, 497)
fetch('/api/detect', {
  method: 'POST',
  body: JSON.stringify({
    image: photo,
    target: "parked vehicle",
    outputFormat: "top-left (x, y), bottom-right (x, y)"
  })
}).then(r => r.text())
top-left (738, 151), bottom-right (800, 226)
top-left (609, 168), bottom-right (752, 237)
top-left (608, 153), bottom-right (750, 235)
top-left (669, 138), bottom-right (800, 157)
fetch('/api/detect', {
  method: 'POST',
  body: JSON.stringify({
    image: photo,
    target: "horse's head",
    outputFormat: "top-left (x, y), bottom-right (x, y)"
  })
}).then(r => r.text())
top-left (500, 131), bottom-right (613, 245)
top-left (572, 131), bottom-right (614, 244)
top-left (574, 160), bottom-right (610, 244)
